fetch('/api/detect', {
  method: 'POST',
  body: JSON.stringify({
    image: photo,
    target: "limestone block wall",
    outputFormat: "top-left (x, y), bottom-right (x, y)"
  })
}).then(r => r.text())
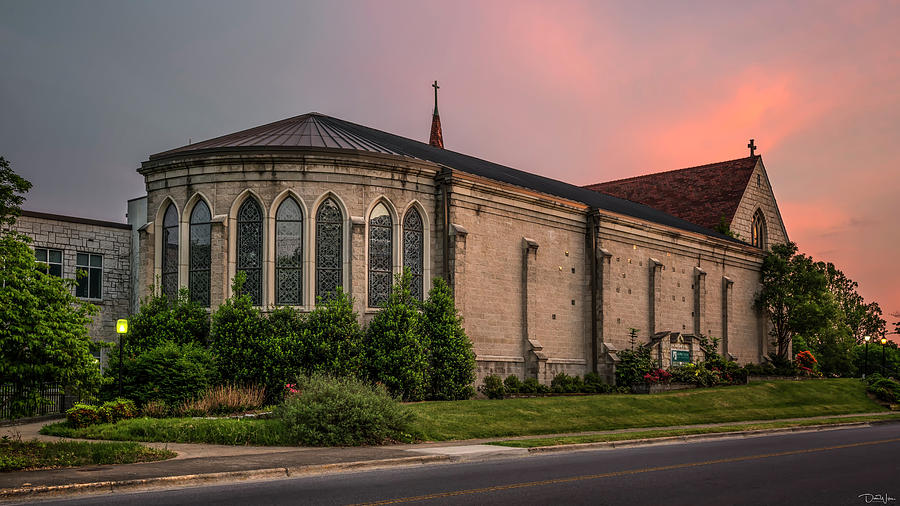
top-left (139, 152), bottom-right (441, 315)
top-left (731, 160), bottom-right (789, 248)
top-left (13, 212), bottom-right (133, 345)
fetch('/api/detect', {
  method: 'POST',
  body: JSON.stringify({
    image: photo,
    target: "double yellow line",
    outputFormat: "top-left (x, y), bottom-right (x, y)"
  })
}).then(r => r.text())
top-left (353, 437), bottom-right (900, 505)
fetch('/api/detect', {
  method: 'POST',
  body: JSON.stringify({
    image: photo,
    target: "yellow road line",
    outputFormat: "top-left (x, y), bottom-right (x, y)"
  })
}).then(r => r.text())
top-left (351, 437), bottom-right (900, 505)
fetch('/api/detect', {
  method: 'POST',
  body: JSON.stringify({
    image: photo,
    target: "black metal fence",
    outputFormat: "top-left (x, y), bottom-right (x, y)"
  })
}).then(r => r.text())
top-left (0, 384), bottom-right (67, 421)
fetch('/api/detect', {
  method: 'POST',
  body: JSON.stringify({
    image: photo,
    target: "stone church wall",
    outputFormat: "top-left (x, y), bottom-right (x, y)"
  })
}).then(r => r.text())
top-left (12, 212), bottom-right (133, 348)
top-left (731, 160), bottom-right (789, 247)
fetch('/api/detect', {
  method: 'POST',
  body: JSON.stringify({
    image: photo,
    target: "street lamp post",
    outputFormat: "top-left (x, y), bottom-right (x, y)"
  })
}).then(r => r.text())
top-left (864, 335), bottom-right (871, 378)
top-left (116, 319), bottom-right (128, 397)
top-left (881, 337), bottom-right (888, 375)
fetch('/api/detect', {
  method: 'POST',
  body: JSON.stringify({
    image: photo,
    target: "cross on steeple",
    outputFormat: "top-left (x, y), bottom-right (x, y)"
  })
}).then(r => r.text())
top-left (748, 138), bottom-right (757, 156)
top-left (432, 80), bottom-right (440, 115)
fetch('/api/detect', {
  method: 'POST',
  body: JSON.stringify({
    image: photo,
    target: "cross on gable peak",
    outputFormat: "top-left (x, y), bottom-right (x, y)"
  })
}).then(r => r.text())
top-left (748, 138), bottom-right (757, 156)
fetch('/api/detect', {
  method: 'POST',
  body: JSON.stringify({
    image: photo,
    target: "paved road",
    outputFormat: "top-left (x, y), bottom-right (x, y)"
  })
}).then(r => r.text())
top-left (39, 424), bottom-right (900, 505)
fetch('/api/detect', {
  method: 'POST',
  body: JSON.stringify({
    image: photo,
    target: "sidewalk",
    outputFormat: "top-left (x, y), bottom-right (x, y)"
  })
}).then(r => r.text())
top-left (2, 412), bottom-right (898, 501)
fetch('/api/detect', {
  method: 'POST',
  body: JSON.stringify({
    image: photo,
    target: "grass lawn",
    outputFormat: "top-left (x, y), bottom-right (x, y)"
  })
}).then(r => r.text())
top-left (488, 413), bottom-right (900, 448)
top-left (41, 379), bottom-right (886, 445)
top-left (406, 379), bottom-right (886, 440)
top-left (0, 440), bottom-right (174, 471)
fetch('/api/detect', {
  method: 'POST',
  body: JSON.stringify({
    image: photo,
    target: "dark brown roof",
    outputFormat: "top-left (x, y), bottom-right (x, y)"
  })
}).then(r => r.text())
top-left (583, 156), bottom-right (759, 230)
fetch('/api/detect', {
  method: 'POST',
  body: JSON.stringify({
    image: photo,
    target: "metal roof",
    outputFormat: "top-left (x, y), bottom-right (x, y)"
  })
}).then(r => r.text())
top-left (148, 113), bottom-right (743, 243)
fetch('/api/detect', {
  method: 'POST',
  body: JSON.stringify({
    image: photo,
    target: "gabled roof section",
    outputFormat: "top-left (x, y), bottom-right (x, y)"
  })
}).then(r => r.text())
top-left (147, 113), bottom-right (742, 243)
top-left (583, 157), bottom-right (759, 230)
top-left (149, 113), bottom-right (401, 160)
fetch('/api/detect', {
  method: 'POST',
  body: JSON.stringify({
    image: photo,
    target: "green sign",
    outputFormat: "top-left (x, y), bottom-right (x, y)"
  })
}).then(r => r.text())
top-left (672, 350), bottom-right (691, 364)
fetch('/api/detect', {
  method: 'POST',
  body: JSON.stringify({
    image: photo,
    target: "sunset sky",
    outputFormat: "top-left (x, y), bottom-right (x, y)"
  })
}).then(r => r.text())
top-left (2, 1), bottom-right (898, 322)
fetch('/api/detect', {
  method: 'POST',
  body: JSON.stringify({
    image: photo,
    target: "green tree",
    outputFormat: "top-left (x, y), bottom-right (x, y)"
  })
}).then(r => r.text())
top-left (422, 278), bottom-right (475, 400)
top-left (285, 288), bottom-right (364, 378)
top-left (0, 231), bottom-right (101, 417)
top-left (365, 270), bottom-right (428, 401)
top-left (0, 156), bottom-right (31, 227)
top-left (755, 242), bottom-right (836, 359)
top-left (123, 287), bottom-right (210, 355)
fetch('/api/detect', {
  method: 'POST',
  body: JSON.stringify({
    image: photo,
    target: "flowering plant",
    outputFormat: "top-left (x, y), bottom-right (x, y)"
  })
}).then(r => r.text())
top-left (795, 350), bottom-right (819, 376)
top-left (284, 383), bottom-right (301, 397)
top-left (643, 368), bottom-right (672, 384)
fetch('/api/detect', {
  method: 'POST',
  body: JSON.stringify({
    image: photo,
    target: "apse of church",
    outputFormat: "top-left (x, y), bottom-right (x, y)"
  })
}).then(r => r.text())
top-left (133, 88), bottom-right (787, 385)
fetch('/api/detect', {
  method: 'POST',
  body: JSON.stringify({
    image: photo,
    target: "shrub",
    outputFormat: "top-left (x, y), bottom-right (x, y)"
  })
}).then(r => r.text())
top-left (211, 273), bottom-right (284, 402)
top-left (287, 289), bottom-right (364, 378)
top-left (551, 372), bottom-right (584, 393)
top-left (503, 375), bottom-right (524, 395)
top-left (115, 342), bottom-right (218, 407)
top-left (479, 375), bottom-right (505, 399)
top-left (616, 344), bottom-right (654, 386)
top-left (865, 375), bottom-right (900, 404)
top-left (582, 373), bottom-right (608, 393)
top-left (274, 374), bottom-right (414, 446)
top-left (521, 377), bottom-right (550, 394)
top-left (126, 287), bottom-right (209, 354)
top-left (795, 350), bottom-right (820, 376)
top-left (141, 400), bottom-right (170, 418)
top-left (99, 398), bottom-right (138, 423)
top-left (365, 271), bottom-right (428, 401)
top-left (422, 278), bottom-right (476, 400)
top-left (178, 384), bottom-right (266, 417)
top-left (643, 368), bottom-right (672, 385)
top-left (66, 403), bottom-right (102, 428)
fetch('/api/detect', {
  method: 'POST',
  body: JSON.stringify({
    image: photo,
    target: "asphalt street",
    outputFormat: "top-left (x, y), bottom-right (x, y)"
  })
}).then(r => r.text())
top-left (36, 424), bottom-right (900, 506)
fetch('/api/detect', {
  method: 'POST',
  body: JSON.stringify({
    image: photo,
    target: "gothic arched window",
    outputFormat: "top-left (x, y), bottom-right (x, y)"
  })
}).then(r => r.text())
top-left (316, 198), bottom-right (343, 301)
top-left (161, 203), bottom-right (179, 302)
top-left (237, 198), bottom-right (264, 305)
top-left (368, 203), bottom-right (393, 308)
top-left (751, 209), bottom-right (767, 249)
top-left (403, 207), bottom-right (424, 301)
top-left (189, 201), bottom-right (211, 307)
top-left (276, 197), bottom-right (303, 305)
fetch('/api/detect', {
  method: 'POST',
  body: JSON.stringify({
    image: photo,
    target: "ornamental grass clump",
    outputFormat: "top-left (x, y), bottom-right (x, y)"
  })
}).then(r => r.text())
top-left (274, 374), bottom-right (414, 446)
top-left (178, 384), bottom-right (266, 417)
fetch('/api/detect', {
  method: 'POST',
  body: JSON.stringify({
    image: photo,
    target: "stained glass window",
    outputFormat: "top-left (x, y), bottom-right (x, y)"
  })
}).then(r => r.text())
top-left (751, 210), bottom-right (767, 249)
top-left (276, 197), bottom-right (303, 305)
top-left (189, 201), bottom-right (211, 307)
top-left (368, 203), bottom-right (393, 308)
top-left (161, 203), bottom-right (179, 302)
top-left (237, 198), bottom-right (263, 305)
top-left (403, 207), bottom-right (424, 301)
top-left (316, 198), bottom-right (343, 301)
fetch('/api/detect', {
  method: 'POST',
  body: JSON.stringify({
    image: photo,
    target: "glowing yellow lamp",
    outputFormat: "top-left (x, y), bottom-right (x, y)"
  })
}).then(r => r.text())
top-left (116, 319), bottom-right (128, 334)
top-left (881, 337), bottom-right (888, 345)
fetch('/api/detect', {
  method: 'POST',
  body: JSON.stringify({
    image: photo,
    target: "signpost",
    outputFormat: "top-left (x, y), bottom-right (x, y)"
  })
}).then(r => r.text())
top-left (672, 350), bottom-right (691, 365)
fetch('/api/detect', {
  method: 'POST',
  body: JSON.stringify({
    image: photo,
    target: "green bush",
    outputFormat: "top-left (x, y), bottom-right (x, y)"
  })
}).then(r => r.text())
top-left (99, 398), bottom-right (138, 423)
top-left (616, 344), bottom-right (654, 386)
top-left (551, 372), bottom-right (584, 393)
top-left (126, 288), bottom-right (209, 354)
top-left (274, 374), bottom-right (414, 446)
top-left (211, 273), bottom-right (284, 402)
top-left (522, 377), bottom-right (550, 394)
top-left (479, 375), bottom-right (505, 399)
top-left (287, 289), bottom-right (364, 378)
top-left (865, 375), bottom-right (900, 403)
top-left (115, 342), bottom-right (218, 407)
top-left (582, 373), bottom-right (610, 393)
top-left (365, 271), bottom-right (428, 401)
top-left (422, 278), bottom-right (476, 400)
top-left (66, 403), bottom-right (102, 428)
top-left (503, 375), bottom-right (524, 394)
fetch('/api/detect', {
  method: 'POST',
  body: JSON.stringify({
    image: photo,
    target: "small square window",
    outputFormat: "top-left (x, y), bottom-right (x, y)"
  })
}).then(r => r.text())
top-left (35, 247), bottom-right (63, 277)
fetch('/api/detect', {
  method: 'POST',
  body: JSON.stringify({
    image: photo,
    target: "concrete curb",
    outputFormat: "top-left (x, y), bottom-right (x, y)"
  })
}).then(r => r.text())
top-left (526, 421), bottom-right (897, 454)
top-left (0, 455), bottom-right (450, 501)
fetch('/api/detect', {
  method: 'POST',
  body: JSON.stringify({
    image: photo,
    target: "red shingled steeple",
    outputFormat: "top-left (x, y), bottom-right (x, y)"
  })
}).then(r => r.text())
top-left (429, 80), bottom-right (444, 149)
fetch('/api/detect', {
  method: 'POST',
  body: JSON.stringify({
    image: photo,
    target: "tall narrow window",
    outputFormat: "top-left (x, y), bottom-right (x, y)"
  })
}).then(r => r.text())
top-left (368, 203), bottom-right (393, 308)
top-left (316, 198), bottom-right (343, 301)
top-left (237, 198), bottom-right (263, 305)
top-left (189, 201), bottom-right (211, 307)
top-left (751, 209), bottom-right (767, 249)
top-left (161, 203), bottom-right (179, 301)
top-left (75, 253), bottom-right (102, 299)
top-left (276, 197), bottom-right (303, 305)
top-left (403, 207), bottom-right (424, 301)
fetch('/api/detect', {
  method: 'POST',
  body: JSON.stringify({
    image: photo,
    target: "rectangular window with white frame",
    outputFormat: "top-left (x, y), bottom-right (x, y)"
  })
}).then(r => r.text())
top-left (35, 247), bottom-right (63, 277)
top-left (76, 252), bottom-right (103, 299)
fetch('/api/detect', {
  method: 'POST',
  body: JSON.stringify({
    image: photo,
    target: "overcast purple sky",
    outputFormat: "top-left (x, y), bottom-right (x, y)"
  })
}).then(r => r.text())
top-left (2, 0), bottom-right (898, 320)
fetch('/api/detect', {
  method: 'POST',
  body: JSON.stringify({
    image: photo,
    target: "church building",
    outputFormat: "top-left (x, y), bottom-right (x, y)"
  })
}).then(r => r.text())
top-left (16, 86), bottom-right (789, 384)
